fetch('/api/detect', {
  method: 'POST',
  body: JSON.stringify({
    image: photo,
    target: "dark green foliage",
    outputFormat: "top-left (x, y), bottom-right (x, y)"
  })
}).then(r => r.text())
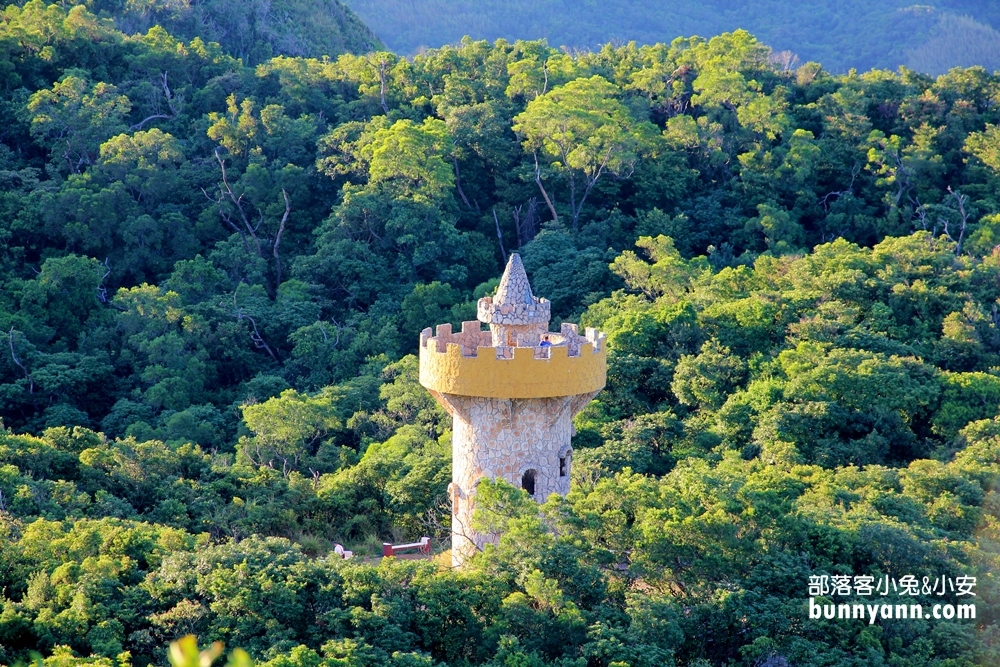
top-left (3, 7), bottom-right (1000, 667)
top-left (74, 0), bottom-right (381, 64)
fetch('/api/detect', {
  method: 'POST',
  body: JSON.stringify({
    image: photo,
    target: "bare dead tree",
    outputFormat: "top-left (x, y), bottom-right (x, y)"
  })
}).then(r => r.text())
top-left (160, 71), bottom-right (181, 116)
top-left (939, 186), bottom-right (972, 254)
top-left (271, 449), bottom-right (299, 478)
top-left (512, 204), bottom-right (524, 248)
top-left (420, 496), bottom-right (455, 544)
top-left (318, 317), bottom-right (343, 348)
top-left (522, 60), bottom-right (551, 99)
top-left (8, 328), bottom-right (33, 394)
top-left (130, 72), bottom-right (182, 131)
top-left (130, 114), bottom-right (172, 132)
top-left (242, 311), bottom-right (280, 362)
top-left (512, 197), bottom-right (539, 247)
top-left (819, 161), bottom-right (862, 211)
top-left (204, 149), bottom-right (262, 256)
top-left (769, 50), bottom-right (800, 72)
top-left (492, 207), bottom-right (507, 260)
top-left (914, 202), bottom-right (930, 231)
top-left (96, 258), bottom-right (112, 304)
top-left (420, 496), bottom-right (490, 569)
top-left (273, 189), bottom-right (290, 286)
top-left (889, 150), bottom-right (913, 209)
top-left (376, 56), bottom-right (390, 114)
top-left (206, 153), bottom-right (292, 295)
top-left (233, 293), bottom-right (281, 362)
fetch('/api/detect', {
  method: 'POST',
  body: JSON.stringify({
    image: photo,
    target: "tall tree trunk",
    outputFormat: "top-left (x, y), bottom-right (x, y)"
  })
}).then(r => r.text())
top-left (534, 152), bottom-right (559, 224)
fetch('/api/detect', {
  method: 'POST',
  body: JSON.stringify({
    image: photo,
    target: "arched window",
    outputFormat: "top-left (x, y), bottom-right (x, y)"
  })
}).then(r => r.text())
top-left (521, 469), bottom-right (536, 496)
top-left (558, 446), bottom-right (573, 478)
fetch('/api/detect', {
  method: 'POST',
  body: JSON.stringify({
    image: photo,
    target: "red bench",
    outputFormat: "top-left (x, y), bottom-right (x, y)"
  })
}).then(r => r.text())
top-left (382, 536), bottom-right (431, 557)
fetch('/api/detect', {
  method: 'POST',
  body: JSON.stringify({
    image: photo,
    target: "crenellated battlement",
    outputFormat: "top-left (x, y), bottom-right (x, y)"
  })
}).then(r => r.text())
top-left (419, 320), bottom-right (606, 398)
top-left (421, 321), bottom-right (603, 356)
top-left (421, 320), bottom-right (492, 355)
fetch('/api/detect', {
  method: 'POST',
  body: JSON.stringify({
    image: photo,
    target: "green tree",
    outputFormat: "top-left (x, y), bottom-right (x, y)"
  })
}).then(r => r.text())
top-left (24, 74), bottom-right (132, 174)
top-left (240, 389), bottom-right (341, 474)
top-left (364, 118), bottom-right (455, 202)
top-left (514, 75), bottom-right (658, 231)
top-left (671, 340), bottom-right (746, 409)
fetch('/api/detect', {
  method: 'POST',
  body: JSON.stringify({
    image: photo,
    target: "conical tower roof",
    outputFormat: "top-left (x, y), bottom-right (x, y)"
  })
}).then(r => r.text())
top-left (494, 254), bottom-right (534, 305)
top-left (477, 253), bottom-right (550, 326)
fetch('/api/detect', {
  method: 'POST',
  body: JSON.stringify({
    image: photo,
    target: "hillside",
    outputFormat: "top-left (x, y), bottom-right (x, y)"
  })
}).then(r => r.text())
top-left (346, 0), bottom-right (1000, 74)
top-left (3, 3), bottom-right (1000, 666)
top-left (9, 0), bottom-right (383, 63)
top-left (907, 12), bottom-right (1000, 75)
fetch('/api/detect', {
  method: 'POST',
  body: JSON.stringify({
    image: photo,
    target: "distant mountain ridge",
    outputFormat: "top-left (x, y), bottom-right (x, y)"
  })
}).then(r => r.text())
top-left (344, 0), bottom-right (1000, 74)
top-left (11, 0), bottom-right (383, 63)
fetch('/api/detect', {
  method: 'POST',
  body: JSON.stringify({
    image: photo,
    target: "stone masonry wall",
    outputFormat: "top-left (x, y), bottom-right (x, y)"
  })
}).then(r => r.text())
top-left (441, 391), bottom-right (597, 565)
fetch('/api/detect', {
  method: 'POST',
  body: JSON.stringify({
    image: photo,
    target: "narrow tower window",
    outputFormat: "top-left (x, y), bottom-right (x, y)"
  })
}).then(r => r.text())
top-left (521, 469), bottom-right (536, 496)
top-left (558, 447), bottom-right (572, 478)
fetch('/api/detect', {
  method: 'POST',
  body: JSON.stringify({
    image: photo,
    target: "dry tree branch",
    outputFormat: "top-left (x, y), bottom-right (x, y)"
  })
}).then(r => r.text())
top-left (214, 149), bottom-right (262, 257)
top-left (8, 328), bottom-right (33, 394)
top-left (129, 72), bottom-right (182, 131)
top-left (492, 207), bottom-right (506, 260)
top-left (238, 310), bottom-right (280, 362)
top-left (273, 189), bottom-right (290, 287)
top-left (96, 258), bottom-right (112, 304)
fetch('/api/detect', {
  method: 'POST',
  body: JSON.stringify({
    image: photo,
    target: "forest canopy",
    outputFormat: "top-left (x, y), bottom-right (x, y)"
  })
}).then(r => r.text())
top-left (347, 0), bottom-right (1000, 74)
top-left (2, 3), bottom-right (1000, 666)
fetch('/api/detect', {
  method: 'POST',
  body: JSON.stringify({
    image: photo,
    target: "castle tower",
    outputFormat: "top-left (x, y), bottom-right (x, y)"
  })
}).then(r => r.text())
top-left (418, 253), bottom-right (606, 566)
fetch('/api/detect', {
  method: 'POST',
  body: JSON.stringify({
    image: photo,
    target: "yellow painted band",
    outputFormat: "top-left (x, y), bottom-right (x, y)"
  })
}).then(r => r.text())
top-left (419, 342), bottom-right (606, 398)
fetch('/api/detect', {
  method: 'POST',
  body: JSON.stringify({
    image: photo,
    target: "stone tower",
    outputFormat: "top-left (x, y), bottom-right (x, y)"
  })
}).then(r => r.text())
top-left (418, 253), bottom-right (606, 565)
